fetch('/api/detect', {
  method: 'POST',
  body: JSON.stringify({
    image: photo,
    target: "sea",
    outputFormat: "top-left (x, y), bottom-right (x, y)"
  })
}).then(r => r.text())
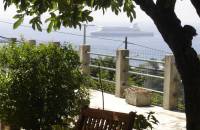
top-left (1, 22), bottom-right (200, 63)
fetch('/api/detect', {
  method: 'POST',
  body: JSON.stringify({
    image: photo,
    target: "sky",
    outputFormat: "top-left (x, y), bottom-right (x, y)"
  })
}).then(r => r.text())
top-left (92, 0), bottom-right (200, 26)
top-left (0, 0), bottom-right (200, 27)
top-left (0, 0), bottom-right (200, 52)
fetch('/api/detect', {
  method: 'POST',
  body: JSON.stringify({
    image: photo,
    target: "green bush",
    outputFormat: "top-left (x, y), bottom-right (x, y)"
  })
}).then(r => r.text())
top-left (90, 57), bottom-right (116, 94)
top-left (0, 43), bottom-right (89, 130)
top-left (90, 56), bottom-right (145, 94)
top-left (88, 78), bottom-right (115, 94)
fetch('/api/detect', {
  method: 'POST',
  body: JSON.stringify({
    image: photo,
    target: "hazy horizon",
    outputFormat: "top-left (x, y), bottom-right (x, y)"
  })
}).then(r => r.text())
top-left (0, 0), bottom-right (200, 53)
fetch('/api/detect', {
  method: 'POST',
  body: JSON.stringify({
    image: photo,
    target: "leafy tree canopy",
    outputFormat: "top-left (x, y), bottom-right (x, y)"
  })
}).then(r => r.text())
top-left (3, 0), bottom-right (136, 32)
top-left (3, 0), bottom-right (200, 130)
top-left (0, 43), bottom-right (89, 130)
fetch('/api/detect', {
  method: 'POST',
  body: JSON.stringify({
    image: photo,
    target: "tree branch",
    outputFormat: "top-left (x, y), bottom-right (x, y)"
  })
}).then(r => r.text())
top-left (156, 0), bottom-right (176, 10)
top-left (134, 0), bottom-right (156, 17)
top-left (190, 0), bottom-right (200, 17)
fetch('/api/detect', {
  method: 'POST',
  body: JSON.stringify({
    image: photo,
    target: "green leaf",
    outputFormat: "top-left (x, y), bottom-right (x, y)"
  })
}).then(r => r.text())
top-left (32, 23), bottom-right (36, 30)
top-left (13, 17), bottom-right (24, 29)
top-left (50, 12), bottom-right (56, 17)
top-left (13, 14), bottom-right (23, 19)
top-left (87, 16), bottom-right (93, 22)
top-left (5, 0), bottom-right (137, 32)
top-left (36, 23), bottom-right (42, 31)
top-left (90, 0), bottom-right (94, 6)
top-left (45, 17), bottom-right (52, 23)
top-left (47, 21), bottom-right (54, 33)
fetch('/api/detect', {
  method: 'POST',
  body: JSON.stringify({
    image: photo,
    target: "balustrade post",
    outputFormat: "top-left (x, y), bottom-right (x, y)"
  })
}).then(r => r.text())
top-left (163, 55), bottom-right (180, 110)
top-left (9, 38), bottom-right (17, 44)
top-left (115, 49), bottom-right (129, 97)
top-left (29, 40), bottom-right (36, 45)
top-left (52, 42), bottom-right (60, 46)
top-left (79, 45), bottom-right (90, 75)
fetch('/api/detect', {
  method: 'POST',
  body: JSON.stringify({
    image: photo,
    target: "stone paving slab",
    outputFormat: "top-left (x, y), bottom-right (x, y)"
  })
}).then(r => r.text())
top-left (89, 90), bottom-right (186, 130)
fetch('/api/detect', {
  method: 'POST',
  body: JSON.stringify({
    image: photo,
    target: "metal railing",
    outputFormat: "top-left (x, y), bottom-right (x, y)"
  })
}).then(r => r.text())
top-left (126, 53), bottom-right (166, 106)
top-left (90, 64), bottom-right (116, 72)
top-left (130, 85), bottom-right (164, 94)
top-left (127, 56), bottom-right (165, 80)
top-left (88, 52), bottom-right (116, 58)
top-left (128, 71), bottom-right (164, 79)
top-left (91, 76), bottom-right (115, 84)
top-left (126, 57), bottom-right (165, 64)
top-left (89, 51), bottom-right (116, 85)
top-left (130, 65), bottom-right (164, 73)
top-left (0, 16), bottom-right (186, 111)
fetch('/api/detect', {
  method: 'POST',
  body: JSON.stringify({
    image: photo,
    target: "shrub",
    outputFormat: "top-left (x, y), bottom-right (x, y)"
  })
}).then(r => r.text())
top-left (89, 57), bottom-right (116, 94)
top-left (90, 56), bottom-right (147, 94)
top-left (0, 43), bottom-right (89, 130)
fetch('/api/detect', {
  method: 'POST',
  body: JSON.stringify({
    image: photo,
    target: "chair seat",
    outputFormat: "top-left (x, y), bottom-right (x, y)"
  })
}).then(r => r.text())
top-left (75, 107), bottom-right (136, 130)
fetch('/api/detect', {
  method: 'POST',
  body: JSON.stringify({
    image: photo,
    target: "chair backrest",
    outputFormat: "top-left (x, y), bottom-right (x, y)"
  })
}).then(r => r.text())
top-left (75, 107), bottom-right (136, 130)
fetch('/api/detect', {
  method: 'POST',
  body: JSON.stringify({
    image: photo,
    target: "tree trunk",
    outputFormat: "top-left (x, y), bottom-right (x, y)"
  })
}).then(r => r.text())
top-left (174, 46), bottom-right (200, 130)
top-left (134, 1), bottom-right (200, 129)
top-left (153, 9), bottom-right (200, 130)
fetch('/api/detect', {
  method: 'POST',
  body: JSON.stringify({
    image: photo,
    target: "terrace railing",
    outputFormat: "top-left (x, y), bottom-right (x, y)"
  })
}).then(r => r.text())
top-left (79, 44), bottom-right (182, 111)
top-left (0, 35), bottom-right (183, 111)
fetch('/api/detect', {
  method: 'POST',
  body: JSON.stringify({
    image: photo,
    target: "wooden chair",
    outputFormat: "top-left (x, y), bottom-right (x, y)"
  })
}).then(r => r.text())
top-left (75, 107), bottom-right (136, 130)
top-left (0, 123), bottom-right (11, 130)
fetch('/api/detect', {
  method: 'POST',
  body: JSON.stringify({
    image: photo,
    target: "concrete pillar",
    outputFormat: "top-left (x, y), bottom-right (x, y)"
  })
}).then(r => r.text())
top-left (79, 45), bottom-right (90, 75)
top-left (39, 43), bottom-right (45, 46)
top-left (8, 38), bottom-right (17, 46)
top-left (28, 40), bottom-right (36, 45)
top-left (52, 42), bottom-right (60, 47)
top-left (115, 49), bottom-right (129, 97)
top-left (163, 55), bottom-right (180, 110)
top-left (9, 38), bottom-right (17, 43)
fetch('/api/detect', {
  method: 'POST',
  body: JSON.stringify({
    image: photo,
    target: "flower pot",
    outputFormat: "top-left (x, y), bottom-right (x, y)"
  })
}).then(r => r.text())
top-left (125, 87), bottom-right (151, 107)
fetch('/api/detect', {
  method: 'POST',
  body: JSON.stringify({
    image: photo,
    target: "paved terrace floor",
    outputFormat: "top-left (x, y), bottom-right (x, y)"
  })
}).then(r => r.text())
top-left (89, 90), bottom-right (186, 130)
